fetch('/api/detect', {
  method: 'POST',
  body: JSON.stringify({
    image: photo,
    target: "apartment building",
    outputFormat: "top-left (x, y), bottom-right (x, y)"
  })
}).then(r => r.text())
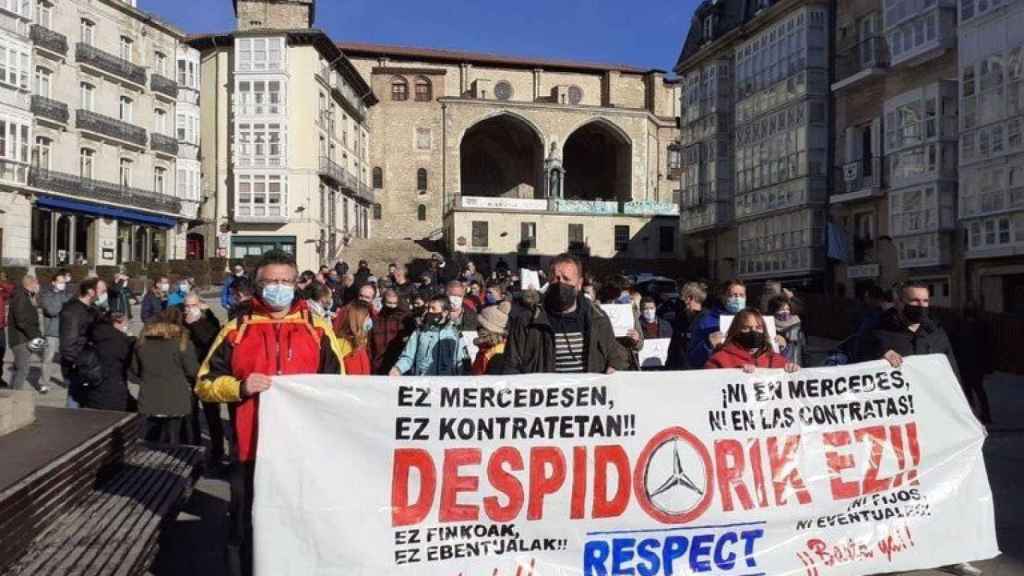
top-left (0, 0), bottom-right (196, 268)
top-left (190, 0), bottom-right (377, 271)
top-left (676, 0), bottom-right (831, 287)
top-left (831, 0), bottom-right (961, 304)
top-left (958, 0), bottom-right (1024, 314)
top-left (342, 43), bottom-right (682, 269)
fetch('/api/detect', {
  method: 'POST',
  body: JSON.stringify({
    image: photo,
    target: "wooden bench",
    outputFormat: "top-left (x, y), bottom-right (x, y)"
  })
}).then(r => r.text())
top-left (1, 442), bottom-right (204, 576)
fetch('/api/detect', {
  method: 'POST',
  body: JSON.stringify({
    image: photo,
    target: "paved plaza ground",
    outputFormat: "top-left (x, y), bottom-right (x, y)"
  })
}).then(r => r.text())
top-left (5, 297), bottom-right (1021, 575)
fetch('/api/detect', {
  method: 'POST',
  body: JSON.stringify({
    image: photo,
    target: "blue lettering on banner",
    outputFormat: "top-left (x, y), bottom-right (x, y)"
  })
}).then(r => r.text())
top-left (582, 523), bottom-right (766, 575)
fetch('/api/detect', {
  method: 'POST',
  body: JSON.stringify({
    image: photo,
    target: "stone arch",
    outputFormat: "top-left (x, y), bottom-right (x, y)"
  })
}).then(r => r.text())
top-left (562, 118), bottom-right (633, 202)
top-left (459, 112), bottom-right (546, 199)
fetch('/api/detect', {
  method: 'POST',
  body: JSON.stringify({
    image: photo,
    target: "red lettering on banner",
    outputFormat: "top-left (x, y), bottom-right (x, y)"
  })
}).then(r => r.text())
top-left (906, 422), bottom-right (921, 485)
top-left (570, 446), bottom-right (587, 519)
top-left (483, 447), bottom-right (523, 522)
top-left (593, 446), bottom-right (630, 518)
top-left (392, 449), bottom-right (437, 527)
top-left (715, 439), bottom-right (755, 511)
top-left (527, 447), bottom-right (566, 520)
top-left (439, 449), bottom-right (481, 522)
top-left (768, 436), bottom-right (812, 506)
top-left (856, 427), bottom-right (892, 496)
top-left (823, 431), bottom-right (859, 500)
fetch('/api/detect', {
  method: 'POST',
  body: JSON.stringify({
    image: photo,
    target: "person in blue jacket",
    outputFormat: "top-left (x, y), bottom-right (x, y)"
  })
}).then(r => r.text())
top-left (687, 279), bottom-right (747, 369)
top-left (221, 264), bottom-right (247, 311)
top-left (389, 295), bottom-right (469, 376)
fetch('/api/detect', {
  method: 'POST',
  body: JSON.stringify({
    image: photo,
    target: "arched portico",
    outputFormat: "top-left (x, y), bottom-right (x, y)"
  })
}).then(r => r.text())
top-left (562, 119), bottom-right (632, 202)
top-left (459, 113), bottom-right (545, 199)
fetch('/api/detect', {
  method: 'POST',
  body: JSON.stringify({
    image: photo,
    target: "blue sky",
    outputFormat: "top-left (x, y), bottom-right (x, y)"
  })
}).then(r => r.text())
top-left (143, 0), bottom-right (698, 72)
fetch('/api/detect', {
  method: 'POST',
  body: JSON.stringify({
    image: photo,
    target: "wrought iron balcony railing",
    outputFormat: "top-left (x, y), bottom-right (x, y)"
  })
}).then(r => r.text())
top-left (30, 25), bottom-right (68, 56)
top-left (76, 109), bottom-right (147, 147)
top-left (29, 166), bottom-right (181, 214)
top-left (150, 132), bottom-right (179, 156)
top-left (76, 42), bottom-right (146, 87)
top-left (150, 74), bottom-right (178, 99)
top-left (31, 95), bottom-right (69, 125)
top-left (318, 155), bottom-right (346, 186)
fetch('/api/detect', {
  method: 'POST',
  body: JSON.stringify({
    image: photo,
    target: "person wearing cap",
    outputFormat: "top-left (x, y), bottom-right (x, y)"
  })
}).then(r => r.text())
top-left (473, 301), bottom-right (511, 375)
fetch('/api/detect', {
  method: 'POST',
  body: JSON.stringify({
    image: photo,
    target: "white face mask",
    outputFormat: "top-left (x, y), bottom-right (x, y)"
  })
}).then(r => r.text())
top-left (158, 282), bottom-right (170, 293)
top-left (179, 282), bottom-right (190, 293)
top-left (54, 282), bottom-right (66, 292)
top-left (643, 310), bottom-right (657, 323)
top-left (448, 295), bottom-right (464, 310)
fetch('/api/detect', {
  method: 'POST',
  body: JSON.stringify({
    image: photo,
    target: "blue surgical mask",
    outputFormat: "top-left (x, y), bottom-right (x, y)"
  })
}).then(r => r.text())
top-left (725, 296), bottom-right (746, 314)
top-left (485, 293), bottom-right (497, 305)
top-left (261, 283), bottom-right (295, 311)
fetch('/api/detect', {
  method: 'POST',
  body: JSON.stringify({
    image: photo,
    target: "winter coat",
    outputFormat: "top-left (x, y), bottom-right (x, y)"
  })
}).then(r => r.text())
top-left (452, 308), bottom-right (478, 332)
top-left (221, 275), bottom-right (239, 309)
top-left (195, 299), bottom-right (346, 462)
top-left (666, 309), bottom-right (697, 370)
top-left (184, 309), bottom-right (222, 366)
top-left (58, 299), bottom-right (97, 367)
top-left (706, 342), bottom-right (788, 369)
top-left (857, 308), bottom-right (961, 380)
top-left (39, 285), bottom-right (71, 337)
top-left (639, 317), bottom-right (673, 339)
top-left (81, 320), bottom-right (134, 411)
top-left (775, 316), bottom-right (806, 365)
top-left (338, 338), bottom-right (372, 375)
top-left (370, 308), bottom-right (413, 374)
top-left (167, 289), bottom-right (188, 309)
top-left (394, 323), bottom-right (469, 376)
top-left (0, 281), bottom-right (14, 329)
top-left (131, 323), bottom-right (199, 417)
top-left (108, 283), bottom-right (134, 319)
top-left (687, 307), bottom-right (725, 370)
top-left (140, 291), bottom-right (165, 324)
top-left (502, 296), bottom-right (631, 375)
top-left (472, 341), bottom-right (507, 375)
top-left (8, 286), bottom-right (41, 348)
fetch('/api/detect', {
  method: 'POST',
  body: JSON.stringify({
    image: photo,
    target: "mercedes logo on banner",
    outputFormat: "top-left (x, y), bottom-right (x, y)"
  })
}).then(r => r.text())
top-left (633, 427), bottom-right (715, 524)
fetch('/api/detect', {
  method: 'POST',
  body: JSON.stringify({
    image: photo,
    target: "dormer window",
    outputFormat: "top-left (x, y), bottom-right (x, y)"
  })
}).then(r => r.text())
top-left (703, 15), bottom-right (716, 41)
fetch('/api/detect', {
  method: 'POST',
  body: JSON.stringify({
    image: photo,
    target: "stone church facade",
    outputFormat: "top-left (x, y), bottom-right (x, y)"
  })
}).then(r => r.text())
top-left (342, 43), bottom-right (684, 266)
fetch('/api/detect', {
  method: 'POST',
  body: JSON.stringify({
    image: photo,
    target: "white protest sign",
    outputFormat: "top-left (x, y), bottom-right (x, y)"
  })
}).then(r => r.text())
top-left (255, 356), bottom-right (999, 576)
top-left (521, 269), bottom-right (541, 291)
top-left (600, 303), bottom-right (635, 337)
top-left (721, 314), bottom-right (780, 352)
top-left (462, 331), bottom-right (479, 364)
top-left (638, 338), bottom-right (672, 369)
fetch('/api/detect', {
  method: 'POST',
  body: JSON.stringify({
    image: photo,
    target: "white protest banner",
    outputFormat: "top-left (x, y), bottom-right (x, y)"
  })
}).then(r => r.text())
top-left (600, 303), bottom-right (635, 337)
top-left (462, 331), bottom-right (479, 364)
top-left (721, 315), bottom-right (780, 352)
top-left (638, 338), bottom-right (672, 369)
top-left (254, 356), bottom-right (998, 576)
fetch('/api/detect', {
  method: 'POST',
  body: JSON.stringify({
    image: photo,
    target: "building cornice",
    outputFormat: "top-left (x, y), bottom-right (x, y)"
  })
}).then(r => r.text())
top-left (437, 97), bottom-right (677, 128)
top-left (372, 67), bottom-right (448, 77)
top-left (99, 0), bottom-right (185, 39)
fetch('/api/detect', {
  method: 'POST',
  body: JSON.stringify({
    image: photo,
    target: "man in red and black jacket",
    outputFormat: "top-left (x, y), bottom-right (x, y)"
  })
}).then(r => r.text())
top-left (196, 250), bottom-right (345, 576)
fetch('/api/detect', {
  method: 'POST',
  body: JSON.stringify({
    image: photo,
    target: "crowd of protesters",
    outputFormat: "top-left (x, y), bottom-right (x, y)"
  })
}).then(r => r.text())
top-left (0, 250), bottom-right (989, 576)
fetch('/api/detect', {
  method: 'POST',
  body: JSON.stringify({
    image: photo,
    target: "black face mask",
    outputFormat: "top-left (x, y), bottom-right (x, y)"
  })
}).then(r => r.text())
top-left (545, 283), bottom-right (578, 312)
top-left (903, 304), bottom-right (928, 324)
top-left (734, 331), bottom-right (765, 350)
top-left (423, 312), bottom-right (446, 328)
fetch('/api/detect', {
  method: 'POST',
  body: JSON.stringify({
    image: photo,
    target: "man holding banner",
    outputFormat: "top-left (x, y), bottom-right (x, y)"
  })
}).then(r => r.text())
top-left (503, 254), bottom-right (631, 374)
top-left (195, 250), bottom-right (347, 576)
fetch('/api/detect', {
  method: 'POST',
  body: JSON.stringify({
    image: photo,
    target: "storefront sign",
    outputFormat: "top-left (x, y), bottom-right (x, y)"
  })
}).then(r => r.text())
top-left (460, 196), bottom-right (549, 211)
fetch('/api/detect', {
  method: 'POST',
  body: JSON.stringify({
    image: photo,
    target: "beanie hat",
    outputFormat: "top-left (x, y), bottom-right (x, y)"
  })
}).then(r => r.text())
top-left (478, 301), bottom-right (511, 335)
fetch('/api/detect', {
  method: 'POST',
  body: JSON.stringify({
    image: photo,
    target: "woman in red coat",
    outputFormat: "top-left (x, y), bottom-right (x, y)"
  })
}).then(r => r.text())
top-left (706, 308), bottom-right (800, 373)
top-left (337, 300), bottom-right (373, 375)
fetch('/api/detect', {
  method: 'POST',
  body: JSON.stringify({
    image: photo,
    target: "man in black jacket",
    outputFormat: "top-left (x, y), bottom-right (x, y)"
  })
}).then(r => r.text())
top-left (859, 281), bottom-right (979, 576)
top-left (59, 277), bottom-right (105, 408)
top-left (503, 254), bottom-right (630, 375)
top-left (9, 275), bottom-right (46, 392)
top-left (183, 292), bottom-right (225, 466)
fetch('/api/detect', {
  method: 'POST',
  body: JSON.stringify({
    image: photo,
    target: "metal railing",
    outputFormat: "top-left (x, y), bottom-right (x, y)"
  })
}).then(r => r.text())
top-left (76, 42), bottom-right (146, 87)
top-left (150, 74), bottom-right (178, 99)
top-left (150, 132), bottom-right (179, 156)
top-left (76, 109), bottom-right (147, 147)
top-left (834, 157), bottom-right (884, 196)
top-left (318, 155), bottom-right (346, 186)
top-left (30, 24), bottom-right (67, 55)
top-left (28, 166), bottom-right (181, 214)
top-left (31, 95), bottom-right (69, 125)
top-left (835, 36), bottom-right (888, 85)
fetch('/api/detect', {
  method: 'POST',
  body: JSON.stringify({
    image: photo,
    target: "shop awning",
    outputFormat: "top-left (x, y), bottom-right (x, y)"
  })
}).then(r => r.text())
top-left (35, 195), bottom-right (178, 228)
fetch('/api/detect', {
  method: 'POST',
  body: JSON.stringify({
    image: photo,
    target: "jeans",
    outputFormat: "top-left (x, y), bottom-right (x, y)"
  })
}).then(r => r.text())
top-left (11, 343), bottom-right (43, 391)
top-left (227, 461), bottom-right (255, 576)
